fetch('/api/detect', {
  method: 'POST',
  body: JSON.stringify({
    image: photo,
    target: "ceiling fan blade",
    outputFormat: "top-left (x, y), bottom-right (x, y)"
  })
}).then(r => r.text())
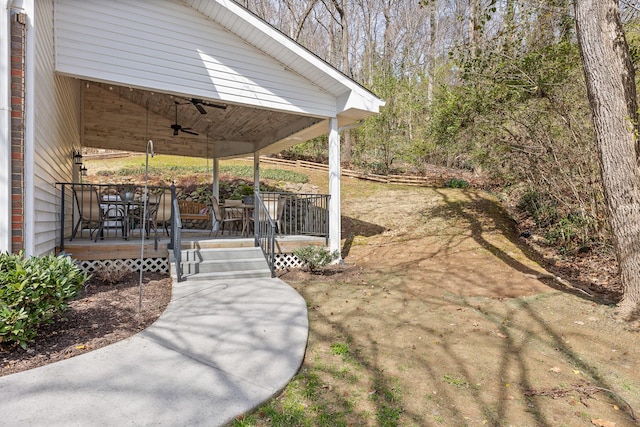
top-left (201, 101), bottom-right (227, 110)
top-left (194, 103), bottom-right (207, 114)
top-left (191, 98), bottom-right (227, 111)
top-left (181, 128), bottom-right (199, 136)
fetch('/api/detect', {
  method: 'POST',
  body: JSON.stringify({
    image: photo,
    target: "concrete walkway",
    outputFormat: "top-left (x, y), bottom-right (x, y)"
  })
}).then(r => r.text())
top-left (0, 277), bottom-right (309, 426)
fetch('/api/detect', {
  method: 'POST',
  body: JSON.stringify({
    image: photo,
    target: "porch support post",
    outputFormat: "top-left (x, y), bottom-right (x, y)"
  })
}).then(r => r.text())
top-left (328, 117), bottom-right (341, 260)
top-left (253, 151), bottom-right (260, 195)
top-left (0, 0), bottom-right (11, 253)
top-left (211, 157), bottom-right (219, 233)
top-left (212, 158), bottom-right (219, 201)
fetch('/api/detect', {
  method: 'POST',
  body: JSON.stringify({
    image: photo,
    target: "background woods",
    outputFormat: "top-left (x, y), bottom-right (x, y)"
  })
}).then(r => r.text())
top-left (239, 1), bottom-right (640, 284)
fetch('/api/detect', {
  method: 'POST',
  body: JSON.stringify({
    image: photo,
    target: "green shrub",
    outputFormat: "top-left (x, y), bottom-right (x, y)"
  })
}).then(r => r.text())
top-left (444, 178), bottom-right (470, 189)
top-left (517, 190), bottom-right (558, 228)
top-left (293, 246), bottom-right (339, 273)
top-left (0, 252), bottom-right (89, 349)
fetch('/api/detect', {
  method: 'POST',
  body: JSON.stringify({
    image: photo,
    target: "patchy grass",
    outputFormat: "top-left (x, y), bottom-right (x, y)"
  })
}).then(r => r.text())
top-left (234, 178), bottom-right (639, 427)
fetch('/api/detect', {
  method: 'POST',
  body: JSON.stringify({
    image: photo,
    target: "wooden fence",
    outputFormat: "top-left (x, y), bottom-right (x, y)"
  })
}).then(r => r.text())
top-left (259, 157), bottom-right (454, 187)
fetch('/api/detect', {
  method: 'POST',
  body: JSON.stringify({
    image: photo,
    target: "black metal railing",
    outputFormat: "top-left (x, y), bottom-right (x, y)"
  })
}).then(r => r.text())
top-left (171, 196), bottom-right (183, 281)
top-left (56, 182), bottom-right (173, 251)
top-left (253, 192), bottom-right (277, 277)
top-left (262, 192), bottom-right (330, 243)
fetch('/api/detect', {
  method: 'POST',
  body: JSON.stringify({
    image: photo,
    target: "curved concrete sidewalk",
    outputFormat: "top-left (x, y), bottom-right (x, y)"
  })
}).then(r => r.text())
top-left (0, 277), bottom-right (309, 426)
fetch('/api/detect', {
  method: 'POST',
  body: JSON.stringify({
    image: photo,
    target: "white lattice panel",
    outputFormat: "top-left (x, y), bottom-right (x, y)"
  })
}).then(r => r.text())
top-left (77, 257), bottom-right (168, 274)
top-left (274, 253), bottom-right (304, 270)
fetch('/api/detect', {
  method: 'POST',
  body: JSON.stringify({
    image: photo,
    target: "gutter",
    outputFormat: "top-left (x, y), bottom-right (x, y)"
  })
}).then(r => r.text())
top-left (0, 0), bottom-right (13, 253)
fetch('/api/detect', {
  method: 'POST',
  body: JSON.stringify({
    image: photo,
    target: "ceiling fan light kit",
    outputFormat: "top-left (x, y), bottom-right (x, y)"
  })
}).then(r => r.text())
top-left (170, 102), bottom-right (199, 136)
top-left (168, 99), bottom-right (227, 136)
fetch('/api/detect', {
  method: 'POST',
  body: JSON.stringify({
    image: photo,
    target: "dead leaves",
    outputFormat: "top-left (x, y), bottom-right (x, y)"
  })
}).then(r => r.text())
top-left (591, 419), bottom-right (616, 427)
top-left (524, 382), bottom-right (604, 400)
top-left (525, 383), bottom-right (636, 425)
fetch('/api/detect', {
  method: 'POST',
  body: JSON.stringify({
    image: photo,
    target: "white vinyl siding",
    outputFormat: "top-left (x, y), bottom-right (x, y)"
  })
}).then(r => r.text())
top-left (186, 0), bottom-right (351, 97)
top-left (53, 0), bottom-right (336, 117)
top-left (32, 0), bottom-right (80, 255)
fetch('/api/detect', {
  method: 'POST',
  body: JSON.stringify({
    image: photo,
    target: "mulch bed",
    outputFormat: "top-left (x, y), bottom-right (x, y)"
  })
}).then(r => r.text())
top-left (0, 272), bottom-right (172, 377)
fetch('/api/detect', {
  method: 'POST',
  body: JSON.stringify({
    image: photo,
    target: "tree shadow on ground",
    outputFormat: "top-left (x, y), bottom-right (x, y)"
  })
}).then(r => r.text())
top-left (428, 189), bottom-right (620, 306)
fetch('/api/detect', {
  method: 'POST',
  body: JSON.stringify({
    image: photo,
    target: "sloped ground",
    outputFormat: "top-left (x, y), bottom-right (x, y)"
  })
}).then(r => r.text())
top-left (273, 181), bottom-right (639, 427)
top-left (2, 164), bottom-right (638, 426)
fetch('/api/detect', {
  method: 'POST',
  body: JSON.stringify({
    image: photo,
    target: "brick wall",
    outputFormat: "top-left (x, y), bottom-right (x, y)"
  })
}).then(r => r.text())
top-left (10, 12), bottom-right (26, 253)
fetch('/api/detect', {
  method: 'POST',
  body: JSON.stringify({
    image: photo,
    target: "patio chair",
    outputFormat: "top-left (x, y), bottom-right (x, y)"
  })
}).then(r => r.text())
top-left (148, 190), bottom-right (172, 237)
top-left (250, 194), bottom-right (285, 234)
top-left (71, 185), bottom-right (107, 242)
top-left (210, 197), bottom-right (242, 237)
top-left (100, 193), bottom-right (128, 238)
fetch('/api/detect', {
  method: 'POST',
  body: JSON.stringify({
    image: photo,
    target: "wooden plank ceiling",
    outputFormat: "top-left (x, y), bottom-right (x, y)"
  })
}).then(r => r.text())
top-left (82, 82), bottom-right (322, 159)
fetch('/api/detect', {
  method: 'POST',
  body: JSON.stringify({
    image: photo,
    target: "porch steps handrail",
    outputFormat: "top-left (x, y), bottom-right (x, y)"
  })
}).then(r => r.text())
top-left (171, 195), bottom-right (183, 282)
top-left (253, 193), bottom-right (276, 277)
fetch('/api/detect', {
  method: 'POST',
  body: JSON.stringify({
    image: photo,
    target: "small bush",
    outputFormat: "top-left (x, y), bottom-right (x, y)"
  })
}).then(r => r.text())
top-left (444, 178), bottom-right (470, 189)
top-left (518, 190), bottom-right (558, 228)
top-left (91, 265), bottom-right (128, 286)
top-left (293, 246), bottom-right (339, 273)
top-left (0, 252), bottom-right (89, 348)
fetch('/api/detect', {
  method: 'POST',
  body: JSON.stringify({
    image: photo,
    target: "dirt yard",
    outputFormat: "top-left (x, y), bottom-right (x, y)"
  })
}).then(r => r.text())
top-left (272, 178), bottom-right (639, 427)
top-left (1, 166), bottom-right (638, 426)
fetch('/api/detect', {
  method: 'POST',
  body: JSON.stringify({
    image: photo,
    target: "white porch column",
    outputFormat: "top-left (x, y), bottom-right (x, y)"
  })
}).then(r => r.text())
top-left (211, 157), bottom-right (219, 232)
top-left (0, 0), bottom-right (11, 253)
top-left (253, 152), bottom-right (260, 195)
top-left (328, 117), bottom-right (341, 260)
top-left (212, 158), bottom-right (219, 201)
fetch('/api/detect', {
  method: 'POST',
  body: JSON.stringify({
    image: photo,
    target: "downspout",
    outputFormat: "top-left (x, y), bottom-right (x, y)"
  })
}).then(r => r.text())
top-left (22, 0), bottom-right (33, 255)
top-left (0, 0), bottom-right (13, 253)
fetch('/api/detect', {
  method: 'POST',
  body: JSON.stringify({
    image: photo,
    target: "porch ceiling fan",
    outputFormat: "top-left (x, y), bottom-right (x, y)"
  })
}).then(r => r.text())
top-left (189, 98), bottom-right (227, 114)
top-left (170, 102), bottom-right (199, 136)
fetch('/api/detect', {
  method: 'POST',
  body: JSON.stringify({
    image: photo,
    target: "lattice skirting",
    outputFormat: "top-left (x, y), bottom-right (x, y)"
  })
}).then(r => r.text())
top-left (78, 255), bottom-right (297, 275)
top-left (76, 258), bottom-right (169, 274)
top-left (274, 253), bottom-right (304, 270)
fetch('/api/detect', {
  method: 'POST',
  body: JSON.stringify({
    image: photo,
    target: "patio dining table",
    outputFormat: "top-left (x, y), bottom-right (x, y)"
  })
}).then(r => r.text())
top-left (101, 196), bottom-right (146, 240)
top-left (221, 202), bottom-right (254, 236)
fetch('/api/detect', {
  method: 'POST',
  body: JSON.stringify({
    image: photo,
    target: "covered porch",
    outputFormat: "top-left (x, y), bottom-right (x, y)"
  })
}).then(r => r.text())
top-left (50, 0), bottom-right (383, 260)
top-left (0, 0), bottom-right (383, 260)
top-left (55, 180), bottom-right (331, 277)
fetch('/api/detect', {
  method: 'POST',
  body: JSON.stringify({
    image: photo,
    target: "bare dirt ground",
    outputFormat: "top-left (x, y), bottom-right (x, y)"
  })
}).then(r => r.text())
top-left (274, 179), bottom-right (639, 427)
top-left (1, 166), bottom-right (638, 426)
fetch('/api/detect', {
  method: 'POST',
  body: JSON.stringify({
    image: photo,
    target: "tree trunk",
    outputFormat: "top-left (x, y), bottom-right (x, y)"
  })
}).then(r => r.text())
top-left (575, 0), bottom-right (640, 318)
top-left (331, 0), bottom-right (352, 163)
top-left (468, 0), bottom-right (480, 55)
top-left (427, 2), bottom-right (435, 105)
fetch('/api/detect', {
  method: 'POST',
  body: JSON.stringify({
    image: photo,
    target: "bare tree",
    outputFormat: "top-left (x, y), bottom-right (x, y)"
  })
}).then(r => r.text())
top-left (575, 0), bottom-right (640, 319)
